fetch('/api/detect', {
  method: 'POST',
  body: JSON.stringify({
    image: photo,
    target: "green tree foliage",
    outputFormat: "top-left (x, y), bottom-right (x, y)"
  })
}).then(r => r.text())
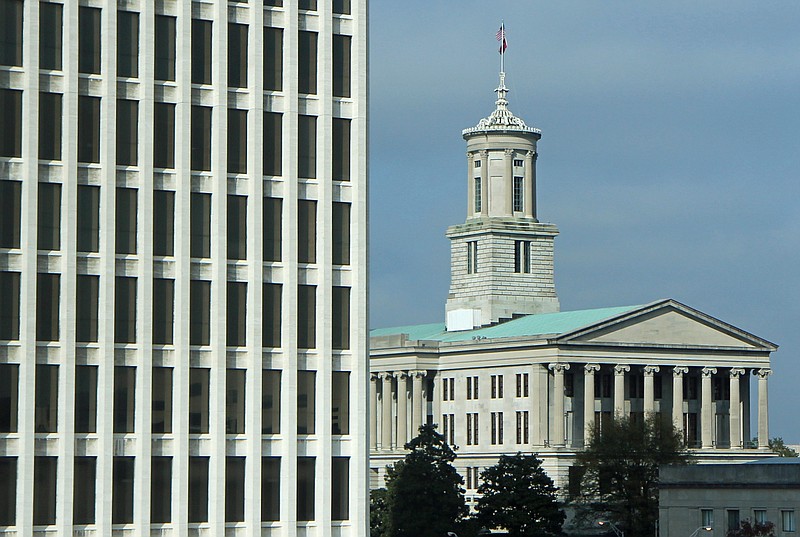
top-left (370, 488), bottom-right (390, 537)
top-left (768, 437), bottom-right (799, 457)
top-left (383, 424), bottom-right (468, 537)
top-left (727, 518), bottom-right (776, 537)
top-left (475, 453), bottom-right (566, 537)
top-left (574, 414), bottom-right (692, 537)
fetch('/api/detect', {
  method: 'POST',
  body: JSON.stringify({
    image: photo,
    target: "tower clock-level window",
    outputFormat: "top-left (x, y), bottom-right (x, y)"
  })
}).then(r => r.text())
top-left (474, 160), bottom-right (481, 168)
top-left (513, 176), bottom-right (524, 212)
top-left (514, 240), bottom-right (531, 273)
top-left (474, 177), bottom-right (482, 212)
top-left (513, 159), bottom-right (524, 167)
top-left (467, 241), bottom-right (478, 274)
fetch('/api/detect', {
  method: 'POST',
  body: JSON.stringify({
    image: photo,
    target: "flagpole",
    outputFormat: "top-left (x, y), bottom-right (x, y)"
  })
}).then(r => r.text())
top-left (500, 21), bottom-right (505, 75)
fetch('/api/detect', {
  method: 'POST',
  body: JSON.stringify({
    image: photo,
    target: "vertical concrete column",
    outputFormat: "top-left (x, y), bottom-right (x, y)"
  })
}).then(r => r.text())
top-left (672, 366), bottom-right (688, 432)
top-left (755, 368), bottom-right (772, 448)
top-left (467, 152), bottom-right (476, 215)
top-left (643, 366), bottom-right (660, 415)
top-left (504, 149), bottom-right (514, 214)
top-left (480, 150), bottom-right (489, 214)
top-left (583, 364), bottom-right (600, 445)
top-left (370, 373), bottom-right (379, 450)
top-left (700, 367), bottom-right (717, 448)
top-left (397, 372), bottom-right (409, 447)
top-left (411, 370), bottom-right (426, 436)
top-left (729, 368), bottom-right (745, 448)
top-left (381, 372), bottom-right (394, 449)
top-left (524, 150), bottom-right (535, 218)
top-left (549, 363), bottom-right (570, 446)
top-left (613, 364), bottom-right (630, 417)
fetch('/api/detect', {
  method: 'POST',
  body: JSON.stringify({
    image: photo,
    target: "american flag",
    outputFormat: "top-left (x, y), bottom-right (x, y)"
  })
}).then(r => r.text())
top-left (496, 24), bottom-right (507, 54)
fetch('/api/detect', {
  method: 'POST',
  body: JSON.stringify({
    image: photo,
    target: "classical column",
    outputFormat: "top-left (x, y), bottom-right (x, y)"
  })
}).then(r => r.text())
top-left (672, 366), bottom-right (688, 432)
top-left (613, 365), bottom-right (629, 417)
top-left (467, 152), bottom-right (475, 214)
top-left (411, 370), bottom-right (426, 436)
top-left (397, 372), bottom-right (409, 447)
top-left (583, 364), bottom-right (600, 445)
top-left (381, 372), bottom-right (394, 450)
top-left (524, 150), bottom-right (535, 218)
top-left (755, 368), bottom-right (772, 448)
top-left (643, 366), bottom-right (660, 415)
top-left (700, 367), bottom-right (717, 448)
top-left (370, 373), bottom-right (379, 450)
top-left (504, 149), bottom-right (514, 214)
top-left (549, 363), bottom-right (570, 446)
top-left (480, 150), bottom-right (488, 214)
top-left (729, 368), bottom-right (745, 448)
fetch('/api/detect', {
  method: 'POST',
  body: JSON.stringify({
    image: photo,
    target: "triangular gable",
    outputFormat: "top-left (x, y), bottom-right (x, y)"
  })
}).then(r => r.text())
top-left (555, 299), bottom-right (777, 351)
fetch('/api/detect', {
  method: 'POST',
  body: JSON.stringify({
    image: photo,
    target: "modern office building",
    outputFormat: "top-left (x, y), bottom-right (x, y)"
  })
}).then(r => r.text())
top-left (369, 69), bottom-right (777, 501)
top-left (0, 0), bottom-right (367, 536)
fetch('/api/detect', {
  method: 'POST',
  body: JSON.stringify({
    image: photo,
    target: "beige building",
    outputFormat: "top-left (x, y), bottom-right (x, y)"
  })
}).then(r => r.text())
top-left (369, 70), bottom-right (778, 498)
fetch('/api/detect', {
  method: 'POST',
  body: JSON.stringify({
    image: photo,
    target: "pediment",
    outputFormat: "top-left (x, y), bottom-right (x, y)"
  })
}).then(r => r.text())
top-left (557, 300), bottom-right (776, 351)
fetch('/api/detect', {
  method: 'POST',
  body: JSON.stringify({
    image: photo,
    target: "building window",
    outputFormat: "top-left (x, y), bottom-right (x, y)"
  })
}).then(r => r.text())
top-left (263, 283), bottom-right (282, 348)
top-left (629, 374), bottom-right (644, 399)
top-left (467, 241), bottom-right (478, 274)
top-left (191, 106), bottom-right (212, 171)
top-left (466, 413), bottom-right (479, 445)
top-left (227, 194), bottom-right (247, 260)
top-left (474, 177), bottom-right (482, 212)
top-left (0, 181), bottom-right (21, 248)
top-left (262, 457), bottom-right (281, 521)
top-left (0, 364), bottom-right (18, 432)
top-left (298, 370), bottom-right (316, 434)
top-left (78, 96), bottom-right (100, 163)
top-left (442, 413), bottom-right (455, 445)
top-left (227, 281), bottom-right (247, 347)
top-left (190, 280), bottom-right (211, 346)
top-left (514, 240), bottom-right (531, 273)
top-left (39, 93), bottom-right (63, 160)
top-left (516, 411), bottom-right (529, 444)
top-left (264, 27), bottom-right (283, 91)
top-left (297, 457), bottom-right (316, 521)
top-left (783, 511), bottom-right (796, 533)
top-left (333, 34), bottom-right (352, 98)
top-left (116, 187), bottom-right (138, 254)
top-left (654, 374), bottom-right (664, 399)
top-left (226, 369), bottom-right (246, 434)
top-left (298, 115), bottom-right (317, 178)
top-left (38, 182), bottom-right (62, 251)
top-left (189, 368), bottom-right (210, 434)
top-left (117, 99), bottom-right (138, 166)
top-left (40, 3), bottom-right (63, 70)
top-left (79, 7), bottom-right (101, 74)
top-left (117, 11), bottom-right (139, 78)
top-left (36, 273), bottom-right (60, 342)
top-left (76, 275), bottom-right (99, 342)
top-left (150, 457), bottom-right (171, 523)
top-left (0, 0), bottom-right (23, 67)
top-left (75, 365), bottom-right (97, 433)
top-left (188, 457), bottom-right (209, 523)
top-left (442, 377), bottom-right (455, 401)
top-left (299, 0), bottom-right (317, 10)
top-left (35, 365), bottom-right (58, 433)
top-left (0, 272), bottom-right (20, 341)
top-left (513, 176), bottom-right (524, 212)
top-left (333, 118), bottom-right (351, 181)
top-left (466, 376), bottom-right (479, 400)
top-left (262, 370), bottom-right (281, 434)
top-left (155, 15), bottom-right (176, 81)
top-left (334, 0), bottom-right (351, 14)
top-left (754, 510), bottom-right (767, 525)
top-left (263, 112), bottom-right (283, 176)
top-left (152, 367), bottom-right (173, 434)
top-left (298, 31), bottom-right (318, 94)
top-left (115, 277), bottom-right (137, 343)
top-left (332, 371), bottom-right (350, 435)
top-left (154, 190), bottom-right (175, 256)
top-left (77, 185), bottom-right (100, 252)
top-left (0, 89), bottom-right (21, 158)
top-left (73, 457), bottom-right (97, 524)
top-left (565, 373), bottom-right (575, 397)
top-left (332, 286), bottom-right (351, 350)
top-left (190, 192), bottom-right (211, 258)
top-left (0, 457), bottom-right (16, 525)
top-left (298, 199), bottom-right (317, 263)
top-left (514, 159), bottom-right (524, 167)
top-left (112, 457), bottom-right (135, 524)
top-left (333, 202), bottom-right (351, 265)
top-left (263, 196), bottom-right (282, 261)
top-left (33, 456), bottom-right (57, 525)
top-left (491, 374), bottom-right (504, 399)
top-left (225, 457), bottom-right (245, 522)
top-left (191, 20), bottom-right (212, 84)
top-left (228, 109), bottom-right (248, 173)
top-left (113, 366), bottom-right (136, 433)
top-left (154, 103), bottom-right (176, 169)
top-left (727, 510), bottom-right (741, 532)
top-left (332, 457), bottom-right (350, 521)
top-left (228, 23), bottom-right (248, 88)
top-left (491, 412), bottom-right (504, 445)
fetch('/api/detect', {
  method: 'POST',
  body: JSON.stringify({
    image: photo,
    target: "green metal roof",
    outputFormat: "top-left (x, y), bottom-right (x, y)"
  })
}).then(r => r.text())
top-left (370, 305), bottom-right (642, 344)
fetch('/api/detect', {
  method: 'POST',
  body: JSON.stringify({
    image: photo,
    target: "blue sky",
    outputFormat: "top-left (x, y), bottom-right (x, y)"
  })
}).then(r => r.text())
top-left (368, 2), bottom-right (800, 442)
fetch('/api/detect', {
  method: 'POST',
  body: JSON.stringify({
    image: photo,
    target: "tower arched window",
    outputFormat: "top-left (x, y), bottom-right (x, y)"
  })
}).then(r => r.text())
top-left (474, 177), bottom-right (481, 213)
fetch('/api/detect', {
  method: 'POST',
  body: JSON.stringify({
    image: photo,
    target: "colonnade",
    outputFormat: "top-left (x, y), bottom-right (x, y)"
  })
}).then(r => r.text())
top-left (369, 370), bottom-right (428, 450)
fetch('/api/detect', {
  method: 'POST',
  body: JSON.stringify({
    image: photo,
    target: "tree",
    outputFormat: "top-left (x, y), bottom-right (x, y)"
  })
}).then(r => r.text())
top-left (574, 414), bottom-right (692, 537)
top-left (383, 424), bottom-right (468, 537)
top-left (768, 437), bottom-right (799, 457)
top-left (475, 453), bottom-right (566, 537)
top-left (370, 488), bottom-right (390, 537)
top-left (727, 518), bottom-right (776, 537)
